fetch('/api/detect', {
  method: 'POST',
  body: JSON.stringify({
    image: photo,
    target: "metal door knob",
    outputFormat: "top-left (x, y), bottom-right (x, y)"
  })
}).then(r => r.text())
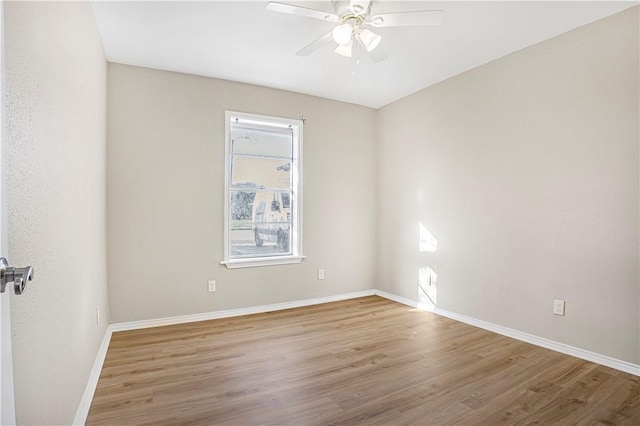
top-left (0, 258), bottom-right (34, 295)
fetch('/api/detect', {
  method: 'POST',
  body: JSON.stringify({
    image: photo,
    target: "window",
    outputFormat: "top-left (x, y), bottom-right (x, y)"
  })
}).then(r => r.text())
top-left (222, 111), bottom-right (304, 268)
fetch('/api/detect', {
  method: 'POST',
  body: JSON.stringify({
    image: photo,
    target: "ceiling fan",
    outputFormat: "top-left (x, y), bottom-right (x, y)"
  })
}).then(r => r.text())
top-left (266, 0), bottom-right (444, 62)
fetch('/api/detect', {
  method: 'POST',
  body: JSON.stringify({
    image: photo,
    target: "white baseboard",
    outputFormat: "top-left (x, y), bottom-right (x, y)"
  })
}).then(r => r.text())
top-left (110, 290), bottom-right (376, 332)
top-left (74, 288), bottom-right (638, 425)
top-left (373, 289), bottom-right (418, 308)
top-left (373, 290), bottom-right (640, 377)
top-left (73, 325), bottom-right (113, 425)
top-left (432, 306), bottom-right (640, 376)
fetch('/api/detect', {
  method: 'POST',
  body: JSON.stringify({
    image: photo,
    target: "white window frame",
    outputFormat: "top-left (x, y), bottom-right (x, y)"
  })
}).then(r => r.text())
top-left (221, 111), bottom-right (304, 269)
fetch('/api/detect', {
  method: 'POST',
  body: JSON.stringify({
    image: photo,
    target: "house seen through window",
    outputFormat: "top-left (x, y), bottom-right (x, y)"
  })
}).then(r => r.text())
top-left (222, 111), bottom-right (304, 268)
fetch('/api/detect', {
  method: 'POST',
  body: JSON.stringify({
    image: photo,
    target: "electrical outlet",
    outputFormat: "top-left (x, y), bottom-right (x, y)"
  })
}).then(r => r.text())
top-left (208, 280), bottom-right (216, 292)
top-left (96, 306), bottom-right (100, 325)
top-left (553, 299), bottom-right (565, 316)
top-left (318, 269), bottom-right (325, 280)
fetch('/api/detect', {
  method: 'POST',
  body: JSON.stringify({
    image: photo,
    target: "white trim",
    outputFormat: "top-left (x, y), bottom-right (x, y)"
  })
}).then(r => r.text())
top-left (432, 306), bottom-right (640, 377)
top-left (374, 289), bottom-right (418, 308)
top-left (111, 290), bottom-right (375, 332)
top-left (72, 326), bottom-right (113, 426)
top-left (223, 111), bottom-right (231, 262)
top-left (373, 290), bottom-right (640, 377)
top-left (228, 111), bottom-right (303, 129)
top-left (221, 255), bottom-right (306, 269)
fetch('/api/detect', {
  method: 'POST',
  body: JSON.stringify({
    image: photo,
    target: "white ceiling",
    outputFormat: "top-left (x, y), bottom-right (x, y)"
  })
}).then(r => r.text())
top-left (91, 0), bottom-right (637, 109)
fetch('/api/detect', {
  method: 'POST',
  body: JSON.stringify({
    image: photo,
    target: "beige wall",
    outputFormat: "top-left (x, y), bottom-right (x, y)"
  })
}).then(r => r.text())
top-left (107, 64), bottom-right (377, 322)
top-left (5, 2), bottom-right (108, 424)
top-left (376, 7), bottom-right (639, 364)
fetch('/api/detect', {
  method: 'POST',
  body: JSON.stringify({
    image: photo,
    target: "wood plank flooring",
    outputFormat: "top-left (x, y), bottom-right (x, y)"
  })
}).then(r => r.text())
top-left (86, 296), bottom-right (639, 425)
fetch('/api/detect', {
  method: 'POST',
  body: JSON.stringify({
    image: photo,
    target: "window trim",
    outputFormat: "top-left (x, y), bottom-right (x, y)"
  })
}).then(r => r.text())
top-left (221, 111), bottom-right (304, 269)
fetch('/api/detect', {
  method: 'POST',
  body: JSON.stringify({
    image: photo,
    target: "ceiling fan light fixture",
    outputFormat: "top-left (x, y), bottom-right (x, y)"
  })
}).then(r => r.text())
top-left (334, 39), bottom-right (353, 57)
top-left (358, 28), bottom-right (381, 52)
top-left (332, 23), bottom-right (353, 45)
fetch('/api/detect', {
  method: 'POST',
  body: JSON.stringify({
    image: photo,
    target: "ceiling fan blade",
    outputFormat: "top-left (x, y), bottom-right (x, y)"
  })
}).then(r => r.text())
top-left (296, 31), bottom-right (334, 56)
top-left (349, 0), bottom-right (371, 15)
top-left (368, 10), bottom-right (445, 27)
top-left (266, 2), bottom-right (339, 23)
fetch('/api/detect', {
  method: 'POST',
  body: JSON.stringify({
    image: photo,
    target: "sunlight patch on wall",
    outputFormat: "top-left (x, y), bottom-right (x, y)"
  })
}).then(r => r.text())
top-left (419, 222), bottom-right (438, 252)
top-left (418, 266), bottom-right (437, 311)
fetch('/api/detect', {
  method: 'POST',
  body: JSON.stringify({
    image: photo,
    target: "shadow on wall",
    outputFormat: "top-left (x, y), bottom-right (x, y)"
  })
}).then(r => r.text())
top-left (418, 222), bottom-right (438, 311)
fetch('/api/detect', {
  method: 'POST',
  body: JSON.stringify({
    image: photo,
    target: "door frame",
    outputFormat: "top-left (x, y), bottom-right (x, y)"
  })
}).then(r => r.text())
top-left (0, 0), bottom-right (17, 423)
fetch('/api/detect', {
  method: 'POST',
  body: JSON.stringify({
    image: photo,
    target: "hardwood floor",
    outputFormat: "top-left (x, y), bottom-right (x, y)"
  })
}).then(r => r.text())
top-left (86, 296), bottom-right (639, 425)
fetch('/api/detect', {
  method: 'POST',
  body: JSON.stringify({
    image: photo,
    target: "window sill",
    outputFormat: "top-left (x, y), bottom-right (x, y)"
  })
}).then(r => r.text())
top-left (221, 255), bottom-right (306, 269)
